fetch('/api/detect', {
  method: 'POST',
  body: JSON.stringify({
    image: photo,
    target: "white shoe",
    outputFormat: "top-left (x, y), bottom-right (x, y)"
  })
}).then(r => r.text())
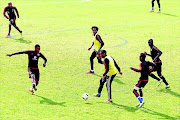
top-left (138, 101), bottom-right (145, 108)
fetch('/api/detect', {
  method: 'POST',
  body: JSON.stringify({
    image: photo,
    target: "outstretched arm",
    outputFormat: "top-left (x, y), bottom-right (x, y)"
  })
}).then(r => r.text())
top-left (88, 42), bottom-right (94, 51)
top-left (144, 52), bottom-right (151, 56)
top-left (6, 51), bottom-right (28, 57)
top-left (130, 63), bottom-right (142, 72)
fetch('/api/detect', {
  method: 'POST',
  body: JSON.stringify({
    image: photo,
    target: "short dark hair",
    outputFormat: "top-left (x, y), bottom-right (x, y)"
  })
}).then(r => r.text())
top-left (91, 26), bottom-right (98, 31)
top-left (140, 53), bottom-right (146, 60)
top-left (148, 38), bottom-right (153, 43)
top-left (101, 50), bottom-right (106, 54)
top-left (35, 44), bottom-right (40, 48)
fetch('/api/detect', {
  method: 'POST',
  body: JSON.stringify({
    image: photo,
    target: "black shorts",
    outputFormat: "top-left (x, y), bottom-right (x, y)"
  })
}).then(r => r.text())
top-left (28, 67), bottom-right (40, 81)
top-left (153, 62), bottom-right (162, 72)
top-left (134, 80), bottom-right (148, 90)
top-left (9, 18), bottom-right (16, 26)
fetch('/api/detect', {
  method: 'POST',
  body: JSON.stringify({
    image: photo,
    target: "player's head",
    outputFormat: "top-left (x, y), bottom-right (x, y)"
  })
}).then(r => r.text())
top-left (148, 38), bottom-right (153, 47)
top-left (35, 44), bottom-right (40, 53)
top-left (100, 50), bottom-right (107, 58)
top-left (91, 26), bottom-right (98, 34)
top-left (140, 53), bottom-right (146, 61)
top-left (8, 1), bottom-right (12, 7)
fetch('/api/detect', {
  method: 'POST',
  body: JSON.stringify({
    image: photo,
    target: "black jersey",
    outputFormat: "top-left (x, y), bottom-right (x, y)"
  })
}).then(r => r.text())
top-left (150, 46), bottom-right (161, 62)
top-left (12, 51), bottom-right (47, 68)
top-left (3, 6), bottom-right (19, 19)
top-left (140, 61), bottom-right (154, 80)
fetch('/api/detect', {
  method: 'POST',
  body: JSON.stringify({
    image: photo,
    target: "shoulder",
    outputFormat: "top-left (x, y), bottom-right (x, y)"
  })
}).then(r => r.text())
top-left (152, 46), bottom-right (159, 51)
top-left (12, 6), bottom-right (17, 9)
top-left (4, 6), bottom-right (8, 10)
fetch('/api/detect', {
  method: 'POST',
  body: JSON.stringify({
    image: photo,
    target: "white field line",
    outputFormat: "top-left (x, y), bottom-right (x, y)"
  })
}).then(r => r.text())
top-left (0, 0), bottom-right (90, 7)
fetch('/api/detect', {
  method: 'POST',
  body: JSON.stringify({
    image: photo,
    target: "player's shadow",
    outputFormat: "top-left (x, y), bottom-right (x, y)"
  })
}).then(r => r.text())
top-left (160, 12), bottom-right (178, 17)
top-left (141, 108), bottom-right (178, 120)
top-left (10, 37), bottom-right (32, 44)
top-left (93, 73), bottom-right (125, 84)
top-left (110, 102), bottom-right (138, 112)
top-left (157, 89), bottom-right (180, 98)
top-left (35, 95), bottom-right (66, 107)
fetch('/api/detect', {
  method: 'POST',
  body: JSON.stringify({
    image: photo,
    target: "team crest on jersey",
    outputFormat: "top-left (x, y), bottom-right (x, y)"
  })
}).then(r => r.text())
top-left (37, 53), bottom-right (40, 56)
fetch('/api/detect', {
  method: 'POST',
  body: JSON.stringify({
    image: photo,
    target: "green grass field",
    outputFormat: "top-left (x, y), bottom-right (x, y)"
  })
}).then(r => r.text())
top-left (0, 0), bottom-right (180, 119)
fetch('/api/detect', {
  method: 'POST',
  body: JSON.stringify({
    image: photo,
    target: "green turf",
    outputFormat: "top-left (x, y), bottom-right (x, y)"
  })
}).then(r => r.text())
top-left (0, 0), bottom-right (180, 119)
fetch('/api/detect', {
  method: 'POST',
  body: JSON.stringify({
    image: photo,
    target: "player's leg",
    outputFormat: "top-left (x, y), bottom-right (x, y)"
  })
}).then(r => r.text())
top-left (157, 0), bottom-right (161, 12)
top-left (12, 21), bottom-right (22, 36)
top-left (149, 72), bottom-right (161, 81)
top-left (150, 0), bottom-right (155, 12)
top-left (87, 51), bottom-right (96, 73)
top-left (33, 69), bottom-right (39, 91)
top-left (7, 19), bottom-right (12, 38)
top-left (105, 74), bottom-right (116, 103)
top-left (133, 80), bottom-right (143, 104)
top-left (157, 63), bottom-right (169, 88)
top-left (94, 76), bottom-right (107, 97)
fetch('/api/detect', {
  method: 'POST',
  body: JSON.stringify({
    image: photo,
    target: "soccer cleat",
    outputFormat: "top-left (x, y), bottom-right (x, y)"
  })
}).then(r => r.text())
top-left (86, 70), bottom-right (94, 74)
top-left (104, 99), bottom-right (113, 103)
top-left (138, 101), bottom-right (145, 108)
top-left (149, 10), bottom-right (154, 12)
top-left (165, 85), bottom-right (170, 89)
top-left (93, 93), bottom-right (100, 97)
top-left (157, 80), bottom-right (162, 87)
top-left (29, 90), bottom-right (34, 94)
top-left (157, 11), bottom-right (161, 13)
top-left (33, 84), bottom-right (37, 91)
top-left (6, 34), bottom-right (10, 38)
top-left (20, 31), bottom-right (22, 37)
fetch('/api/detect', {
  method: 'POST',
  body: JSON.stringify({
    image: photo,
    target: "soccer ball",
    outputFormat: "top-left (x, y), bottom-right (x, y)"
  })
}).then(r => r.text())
top-left (82, 93), bottom-right (89, 100)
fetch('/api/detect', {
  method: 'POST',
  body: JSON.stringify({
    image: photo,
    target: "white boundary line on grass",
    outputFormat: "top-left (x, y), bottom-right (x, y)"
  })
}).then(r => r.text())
top-left (0, 0), bottom-right (90, 7)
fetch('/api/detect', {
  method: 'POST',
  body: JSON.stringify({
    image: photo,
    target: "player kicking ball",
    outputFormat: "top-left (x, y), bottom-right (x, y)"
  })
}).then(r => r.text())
top-left (93, 50), bottom-right (123, 103)
top-left (6, 44), bottom-right (47, 94)
top-left (130, 53), bottom-right (155, 108)
top-left (3, 1), bottom-right (22, 38)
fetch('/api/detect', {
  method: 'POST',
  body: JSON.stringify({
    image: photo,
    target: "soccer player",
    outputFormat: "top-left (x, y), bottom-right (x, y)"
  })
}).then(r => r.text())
top-left (93, 50), bottom-right (123, 103)
top-left (6, 44), bottom-right (47, 94)
top-left (130, 53), bottom-right (155, 108)
top-left (86, 26), bottom-right (104, 74)
top-left (150, 0), bottom-right (161, 12)
top-left (145, 39), bottom-right (170, 88)
top-left (3, 1), bottom-right (22, 38)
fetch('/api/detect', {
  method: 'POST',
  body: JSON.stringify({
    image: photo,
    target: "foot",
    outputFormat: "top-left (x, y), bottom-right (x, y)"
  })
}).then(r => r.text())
top-left (157, 11), bottom-right (161, 13)
top-left (33, 84), bottom-right (37, 91)
top-left (20, 31), bottom-right (22, 36)
top-left (157, 80), bottom-right (162, 87)
top-left (149, 10), bottom-right (154, 12)
top-left (86, 70), bottom-right (94, 74)
top-left (93, 93), bottom-right (100, 97)
top-left (165, 85), bottom-right (170, 89)
top-left (104, 99), bottom-right (113, 103)
top-left (6, 34), bottom-right (10, 38)
top-left (138, 101), bottom-right (145, 108)
top-left (29, 89), bottom-right (34, 95)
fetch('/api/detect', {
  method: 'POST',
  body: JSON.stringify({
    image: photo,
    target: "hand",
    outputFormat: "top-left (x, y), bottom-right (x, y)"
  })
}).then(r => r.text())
top-left (6, 54), bottom-right (12, 57)
top-left (144, 52), bottom-right (147, 55)
top-left (119, 72), bottom-right (123, 75)
top-left (102, 76), bottom-right (105, 82)
top-left (7, 17), bottom-right (9, 19)
top-left (88, 48), bottom-right (91, 51)
top-left (43, 63), bottom-right (46, 67)
top-left (130, 67), bottom-right (134, 70)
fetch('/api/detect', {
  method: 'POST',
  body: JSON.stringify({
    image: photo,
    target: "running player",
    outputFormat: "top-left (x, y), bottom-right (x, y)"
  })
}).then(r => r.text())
top-left (93, 50), bottom-right (123, 103)
top-left (130, 53), bottom-right (155, 108)
top-left (87, 26), bottom-right (104, 74)
top-left (3, 1), bottom-right (22, 38)
top-left (145, 39), bottom-right (170, 88)
top-left (6, 44), bottom-right (47, 94)
top-left (150, 0), bottom-right (161, 12)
